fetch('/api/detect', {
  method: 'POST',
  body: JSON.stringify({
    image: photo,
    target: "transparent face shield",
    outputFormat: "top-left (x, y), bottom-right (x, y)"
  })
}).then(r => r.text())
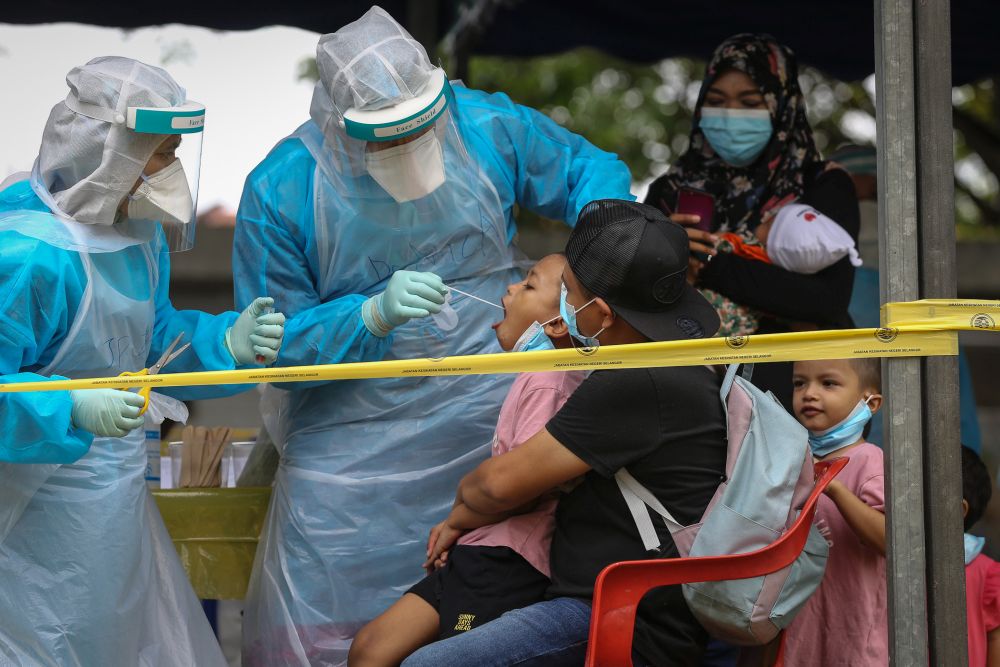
top-left (125, 102), bottom-right (204, 252)
top-left (302, 64), bottom-right (514, 285)
top-left (336, 68), bottom-right (453, 203)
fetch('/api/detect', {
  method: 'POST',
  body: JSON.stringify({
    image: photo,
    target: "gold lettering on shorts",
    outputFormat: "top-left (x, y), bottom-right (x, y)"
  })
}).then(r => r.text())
top-left (454, 613), bottom-right (476, 632)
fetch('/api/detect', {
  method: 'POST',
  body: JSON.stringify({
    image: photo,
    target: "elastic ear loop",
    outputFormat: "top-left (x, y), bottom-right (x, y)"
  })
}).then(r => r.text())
top-left (583, 299), bottom-right (611, 343)
top-left (568, 300), bottom-right (605, 351)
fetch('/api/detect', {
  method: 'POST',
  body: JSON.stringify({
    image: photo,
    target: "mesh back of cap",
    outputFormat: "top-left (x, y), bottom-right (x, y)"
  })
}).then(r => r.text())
top-left (566, 200), bottom-right (664, 297)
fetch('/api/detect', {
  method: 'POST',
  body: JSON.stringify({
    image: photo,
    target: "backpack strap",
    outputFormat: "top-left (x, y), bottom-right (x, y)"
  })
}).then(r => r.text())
top-left (720, 363), bottom-right (754, 404)
top-left (615, 468), bottom-right (685, 552)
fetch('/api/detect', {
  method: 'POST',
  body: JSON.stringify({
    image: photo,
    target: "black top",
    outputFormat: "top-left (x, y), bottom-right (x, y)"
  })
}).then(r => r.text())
top-left (697, 167), bottom-right (861, 330)
top-left (545, 365), bottom-right (727, 667)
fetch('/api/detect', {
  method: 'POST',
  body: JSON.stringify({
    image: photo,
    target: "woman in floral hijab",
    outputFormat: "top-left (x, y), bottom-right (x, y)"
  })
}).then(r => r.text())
top-left (645, 33), bottom-right (859, 407)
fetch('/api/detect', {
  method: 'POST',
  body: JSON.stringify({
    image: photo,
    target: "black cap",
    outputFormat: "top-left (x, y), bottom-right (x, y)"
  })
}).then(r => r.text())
top-left (565, 199), bottom-right (720, 341)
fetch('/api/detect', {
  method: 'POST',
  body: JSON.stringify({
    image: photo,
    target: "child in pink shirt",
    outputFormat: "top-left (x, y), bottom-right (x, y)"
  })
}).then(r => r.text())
top-left (349, 254), bottom-right (585, 667)
top-left (962, 445), bottom-right (1000, 666)
top-left (783, 357), bottom-right (888, 666)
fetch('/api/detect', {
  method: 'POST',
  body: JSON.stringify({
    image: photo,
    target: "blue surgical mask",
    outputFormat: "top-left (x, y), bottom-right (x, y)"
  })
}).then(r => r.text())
top-left (699, 108), bottom-right (773, 167)
top-left (965, 533), bottom-right (986, 565)
top-left (560, 282), bottom-right (604, 349)
top-left (511, 316), bottom-right (558, 353)
top-left (807, 396), bottom-right (876, 457)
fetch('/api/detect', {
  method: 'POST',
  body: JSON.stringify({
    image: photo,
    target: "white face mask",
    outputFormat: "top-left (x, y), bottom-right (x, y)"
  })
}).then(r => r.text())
top-left (127, 160), bottom-right (194, 225)
top-left (364, 130), bottom-right (446, 203)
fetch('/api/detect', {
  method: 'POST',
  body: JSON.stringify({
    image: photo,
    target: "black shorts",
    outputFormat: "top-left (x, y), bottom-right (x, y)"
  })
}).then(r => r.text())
top-left (407, 544), bottom-right (550, 640)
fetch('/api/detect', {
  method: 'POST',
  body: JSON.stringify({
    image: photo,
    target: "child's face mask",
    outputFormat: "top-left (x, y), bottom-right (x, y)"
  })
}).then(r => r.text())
top-left (807, 394), bottom-right (878, 457)
top-left (965, 533), bottom-right (986, 564)
top-left (511, 316), bottom-right (559, 353)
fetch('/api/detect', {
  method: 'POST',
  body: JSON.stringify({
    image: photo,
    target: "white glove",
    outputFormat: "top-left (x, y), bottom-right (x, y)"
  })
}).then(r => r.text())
top-left (362, 271), bottom-right (446, 337)
top-left (70, 389), bottom-right (146, 438)
top-left (225, 297), bottom-right (287, 365)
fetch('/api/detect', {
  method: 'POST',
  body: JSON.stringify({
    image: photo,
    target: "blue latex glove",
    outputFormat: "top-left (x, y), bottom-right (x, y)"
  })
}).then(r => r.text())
top-left (70, 389), bottom-right (146, 438)
top-left (225, 297), bottom-right (287, 366)
top-left (362, 271), bottom-right (447, 337)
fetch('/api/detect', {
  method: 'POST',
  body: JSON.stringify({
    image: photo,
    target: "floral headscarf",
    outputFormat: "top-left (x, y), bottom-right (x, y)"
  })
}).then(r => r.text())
top-left (645, 33), bottom-right (824, 241)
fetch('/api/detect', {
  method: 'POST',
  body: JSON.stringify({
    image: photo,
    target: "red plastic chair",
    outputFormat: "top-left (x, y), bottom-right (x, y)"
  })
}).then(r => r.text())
top-left (585, 458), bottom-right (849, 667)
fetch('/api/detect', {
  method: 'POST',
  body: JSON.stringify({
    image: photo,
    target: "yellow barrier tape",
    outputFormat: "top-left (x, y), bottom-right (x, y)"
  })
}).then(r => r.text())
top-left (0, 327), bottom-right (959, 396)
top-left (882, 299), bottom-right (1000, 331)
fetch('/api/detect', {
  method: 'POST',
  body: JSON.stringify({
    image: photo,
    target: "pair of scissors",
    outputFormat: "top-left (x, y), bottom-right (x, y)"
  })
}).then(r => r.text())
top-left (118, 332), bottom-right (191, 415)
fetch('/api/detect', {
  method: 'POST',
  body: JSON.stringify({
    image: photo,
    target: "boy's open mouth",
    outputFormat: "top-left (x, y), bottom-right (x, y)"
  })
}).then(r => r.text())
top-left (491, 296), bottom-right (509, 330)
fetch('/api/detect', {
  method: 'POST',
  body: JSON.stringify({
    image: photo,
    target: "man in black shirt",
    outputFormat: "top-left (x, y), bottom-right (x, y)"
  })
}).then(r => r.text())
top-left (401, 200), bottom-right (727, 667)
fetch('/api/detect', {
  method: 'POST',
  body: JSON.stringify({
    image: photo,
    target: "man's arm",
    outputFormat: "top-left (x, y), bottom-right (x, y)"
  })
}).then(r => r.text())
top-left (447, 499), bottom-right (541, 532)
top-left (425, 427), bottom-right (585, 570)
top-left (458, 426), bottom-right (592, 515)
top-left (424, 498), bottom-right (545, 569)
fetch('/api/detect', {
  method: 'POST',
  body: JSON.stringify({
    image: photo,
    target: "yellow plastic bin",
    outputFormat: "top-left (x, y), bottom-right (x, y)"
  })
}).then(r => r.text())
top-left (153, 487), bottom-right (271, 600)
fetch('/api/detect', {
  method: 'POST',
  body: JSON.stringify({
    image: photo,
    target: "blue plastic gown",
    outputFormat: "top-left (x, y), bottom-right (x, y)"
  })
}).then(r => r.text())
top-left (0, 179), bottom-right (248, 666)
top-left (0, 179), bottom-right (247, 464)
top-left (234, 86), bottom-right (633, 665)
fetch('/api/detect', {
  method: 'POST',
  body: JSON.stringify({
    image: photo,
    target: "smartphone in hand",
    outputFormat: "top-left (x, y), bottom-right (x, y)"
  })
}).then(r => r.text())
top-left (676, 188), bottom-right (716, 233)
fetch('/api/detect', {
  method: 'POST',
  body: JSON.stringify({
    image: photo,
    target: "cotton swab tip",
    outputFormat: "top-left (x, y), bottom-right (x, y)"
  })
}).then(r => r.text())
top-left (446, 285), bottom-right (504, 310)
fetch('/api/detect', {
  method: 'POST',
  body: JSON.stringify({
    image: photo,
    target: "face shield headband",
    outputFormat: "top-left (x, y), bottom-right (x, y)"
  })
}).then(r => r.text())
top-left (340, 68), bottom-right (450, 143)
top-left (63, 94), bottom-right (205, 252)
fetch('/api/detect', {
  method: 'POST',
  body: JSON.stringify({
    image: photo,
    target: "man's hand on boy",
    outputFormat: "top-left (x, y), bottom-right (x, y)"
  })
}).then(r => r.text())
top-left (424, 520), bottom-right (463, 573)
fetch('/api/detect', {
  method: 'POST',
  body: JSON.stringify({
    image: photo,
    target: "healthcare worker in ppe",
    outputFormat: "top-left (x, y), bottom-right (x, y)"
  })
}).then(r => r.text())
top-left (0, 56), bottom-right (286, 666)
top-left (233, 7), bottom-right (633, 666)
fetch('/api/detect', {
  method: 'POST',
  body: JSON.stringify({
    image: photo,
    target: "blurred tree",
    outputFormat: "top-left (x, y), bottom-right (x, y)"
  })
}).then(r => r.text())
top-left (467, 50), bottom-right (702, 187)
top-left (298, 56), bottom-right (319, 84)
top-left (953, 78), bottom-right (1000, 231)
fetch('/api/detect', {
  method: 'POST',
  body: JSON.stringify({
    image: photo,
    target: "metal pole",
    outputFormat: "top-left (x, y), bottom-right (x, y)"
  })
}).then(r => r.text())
top-left (913, 0), bottom-right (967, 663)
top-left (875, 1), bottom-right (930, 664)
